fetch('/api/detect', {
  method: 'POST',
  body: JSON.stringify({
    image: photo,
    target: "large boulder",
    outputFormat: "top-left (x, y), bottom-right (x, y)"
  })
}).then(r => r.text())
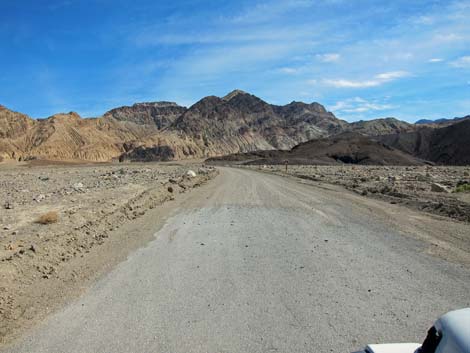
top-left (431, 183), bottom-right (450, 193)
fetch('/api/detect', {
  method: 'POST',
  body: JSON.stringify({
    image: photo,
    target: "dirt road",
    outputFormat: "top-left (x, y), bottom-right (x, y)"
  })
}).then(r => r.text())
top-left (2, 167), bottom-right (469, 353)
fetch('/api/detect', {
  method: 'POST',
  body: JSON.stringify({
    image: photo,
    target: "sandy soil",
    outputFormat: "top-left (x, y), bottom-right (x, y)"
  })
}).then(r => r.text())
top-left (245, 165), bottom-right (470, 223)
top-left (0, 162), bottom-right (218, 344)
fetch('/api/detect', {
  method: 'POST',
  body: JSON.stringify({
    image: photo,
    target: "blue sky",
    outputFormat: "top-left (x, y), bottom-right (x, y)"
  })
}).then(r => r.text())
top-left (1, 0), bottom-right (469, 122)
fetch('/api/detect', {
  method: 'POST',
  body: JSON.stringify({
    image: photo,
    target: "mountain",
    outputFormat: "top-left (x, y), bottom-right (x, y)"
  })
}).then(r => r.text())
top-left (0, 91), bottom-right (345, 163)
top-left (123, 90), bottom-right (348, 161)
top-left (415, 115), bottom-right (470, 125)
top-left (376, 119), bottom-right (470, 165)
top-left (0, 91), bottom-right (468, 164)
top-left (103, 102), bottom-right (187, 129)
top-left (0, 106), bottom-right (160, 162)
top-left (206, 132), bottom-right (424, 166)
top-left (166, 91), bottom-right (345, 156)
top-left (347, 118), bottom-right (415, 135)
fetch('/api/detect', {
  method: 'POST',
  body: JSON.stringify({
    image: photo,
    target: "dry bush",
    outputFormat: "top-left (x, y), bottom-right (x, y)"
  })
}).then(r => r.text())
top-left (36, 211), bottom-right (59, 225)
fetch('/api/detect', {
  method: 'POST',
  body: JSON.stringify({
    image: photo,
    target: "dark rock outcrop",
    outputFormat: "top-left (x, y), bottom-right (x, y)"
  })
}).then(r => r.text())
top-left (104, 102), bottom-right (187, 129)
top-left (207, 132), bottom-right (425, 166)
top-left (378, 119), bottom-right (470, 165)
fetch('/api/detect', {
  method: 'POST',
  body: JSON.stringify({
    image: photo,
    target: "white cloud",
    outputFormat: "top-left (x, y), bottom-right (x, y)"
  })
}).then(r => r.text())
top-left (316, 53), bottom-right (340, 62)
top-left (429, 58), bottom-right (444, 63)
top-left (279, 67), bottom-right (299, 74)
top-left (324, 79), bottom-right (379, 88)
top-left (330, 97), bottom-right (394, 113)
top-left (434, 33), bottom-right (463, 42)
top-left (450, 56), bottom-right (470, 68)
top-left (413, 15), bottom-right (435, 25)
top-left (134, 25), bottom-right (317, 46)
top-left (226, 0), bottom-right (315, 24)
top-left (374, 71), bottom-right (409, 80)
top-left (172, 42), bottom-right (303, 77)
top-left (324, 71), bottom-right (409, 88)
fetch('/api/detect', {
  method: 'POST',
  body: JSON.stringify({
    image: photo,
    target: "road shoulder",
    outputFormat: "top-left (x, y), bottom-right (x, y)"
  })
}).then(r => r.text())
top-left (0, 165), bottom-right (218, 347)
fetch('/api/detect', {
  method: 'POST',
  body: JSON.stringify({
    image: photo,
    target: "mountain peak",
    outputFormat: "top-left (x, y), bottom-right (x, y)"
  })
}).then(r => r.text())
top-left (48, 112), bottom-right (82, 122)
top-left (132, 101), bottom-right (181, 108)
top-left (222, 89), bottom-right (249, 101)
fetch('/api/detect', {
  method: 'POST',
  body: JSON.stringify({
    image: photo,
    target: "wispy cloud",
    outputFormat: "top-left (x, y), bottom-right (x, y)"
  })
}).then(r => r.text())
top-left (450, 56), bottom-right (470, 68)
top-left (330, 97), bottom-right (394, 113)
top-left (3, 0), bottom-right (469, 120)
top-left (412, 15), bottom-right (435, 25)
top-left (279, 67), bottom-right (300, 74)
top-left (316, 53), bottom-right (340, 62)
top-left (225, 0), bottom-right (315, 24)
top-left (324, 71), bottom-right (410, 88)
top-left (434, 33), bottom-right (463, 42)
top-left (133, 25), bottom-right (318, 46)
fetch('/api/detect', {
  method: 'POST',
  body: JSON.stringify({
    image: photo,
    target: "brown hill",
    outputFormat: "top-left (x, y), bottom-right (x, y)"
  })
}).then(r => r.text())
top-left (0, 106), bottom-right (162, 162)
top-left (0, 91), bottom-right (467, 164)
top-left (207, 132), bottom-right (425, 166)
top-left (377, 119), bottom-right (470, 165)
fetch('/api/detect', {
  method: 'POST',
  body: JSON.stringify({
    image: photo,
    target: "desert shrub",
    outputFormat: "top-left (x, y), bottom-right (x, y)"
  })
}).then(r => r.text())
top-left (455, 183), bottom-right (470, 193)
top-left (36, 211), bottom-right (59, 224)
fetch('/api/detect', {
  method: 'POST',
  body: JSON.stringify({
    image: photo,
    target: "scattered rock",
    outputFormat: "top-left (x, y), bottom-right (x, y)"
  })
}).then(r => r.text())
top-left (186, 170), bottom-right (197, 178)
top-left (431, 183), bottom-right (450, 193)
top-left (73, 182), bottom-right (84, 189)
top-left (34, 194), bottom-right (46, 202)
top-left (416, 174), bottom-right (429, 182)
top-left (0, 162), bottom-right (217, 339)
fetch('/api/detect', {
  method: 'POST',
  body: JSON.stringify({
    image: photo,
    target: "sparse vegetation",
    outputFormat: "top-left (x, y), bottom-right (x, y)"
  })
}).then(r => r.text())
top-left (455, 183), bottom-right (470, 193)
top-left (36, 211), bottom-right (59, 224)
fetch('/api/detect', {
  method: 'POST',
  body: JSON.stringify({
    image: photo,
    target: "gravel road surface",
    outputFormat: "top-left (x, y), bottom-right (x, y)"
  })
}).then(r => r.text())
top-left (3, 168), bottom-right (469, 353)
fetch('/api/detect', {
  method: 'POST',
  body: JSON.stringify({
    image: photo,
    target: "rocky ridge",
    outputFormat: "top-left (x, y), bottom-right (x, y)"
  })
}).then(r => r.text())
top-left (377, 119), bottom-right (470, 165)
top-left (0, 91), bottom-right (348, 163)
top-left (1, 91), bottom-right (468, 164)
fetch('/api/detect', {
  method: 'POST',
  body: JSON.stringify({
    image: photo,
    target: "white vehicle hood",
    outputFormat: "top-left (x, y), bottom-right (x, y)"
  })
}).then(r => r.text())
top-left (366, 343), bottom-right (421, 353)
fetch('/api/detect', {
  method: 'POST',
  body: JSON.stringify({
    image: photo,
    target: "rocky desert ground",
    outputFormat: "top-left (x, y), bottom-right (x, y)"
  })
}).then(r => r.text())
top-left (246, 165), bottom-right (470, 223)
top-left (0, 161), bottom-right (217, 344)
